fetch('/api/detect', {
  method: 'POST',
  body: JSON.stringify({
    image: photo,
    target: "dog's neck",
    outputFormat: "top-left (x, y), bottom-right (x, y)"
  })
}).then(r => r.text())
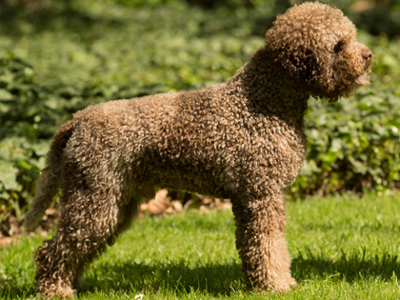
top-left (228, 46), bottom-right (310, 130)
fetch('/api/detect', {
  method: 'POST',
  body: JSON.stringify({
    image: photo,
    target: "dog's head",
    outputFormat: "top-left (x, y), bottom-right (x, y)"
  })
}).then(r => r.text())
top-left (266, 2), bottom-right (372, 102)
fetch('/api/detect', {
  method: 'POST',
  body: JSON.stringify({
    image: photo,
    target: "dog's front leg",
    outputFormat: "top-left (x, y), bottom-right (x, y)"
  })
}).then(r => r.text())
top-left (231, 194), bottom-right (296, 293)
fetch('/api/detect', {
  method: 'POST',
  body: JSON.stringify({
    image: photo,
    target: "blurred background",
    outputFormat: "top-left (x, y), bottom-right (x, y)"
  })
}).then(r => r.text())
top-left (0, 0), bottom-right (399, 237)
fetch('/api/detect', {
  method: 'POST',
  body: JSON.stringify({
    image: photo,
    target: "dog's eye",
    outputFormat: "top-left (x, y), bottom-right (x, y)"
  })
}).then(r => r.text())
top-left (334, 41), bottom-right (344, 53)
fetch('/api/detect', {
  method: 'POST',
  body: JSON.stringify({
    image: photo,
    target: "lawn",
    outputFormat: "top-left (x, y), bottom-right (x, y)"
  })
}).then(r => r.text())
top-left (1, 193), bottom-right (400, 299)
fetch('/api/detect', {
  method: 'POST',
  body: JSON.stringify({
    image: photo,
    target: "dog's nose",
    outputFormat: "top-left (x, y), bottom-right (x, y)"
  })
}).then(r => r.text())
top-left (362, 48), bottom-right (372, 68)
top-left (362, 49), bottom-right (372, 61)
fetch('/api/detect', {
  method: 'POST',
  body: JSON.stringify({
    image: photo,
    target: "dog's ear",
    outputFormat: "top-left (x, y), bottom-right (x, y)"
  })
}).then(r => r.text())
top-left (264, 5), bottom-right (335, 87)
top-left (265, 29), bottom-right (322, 84)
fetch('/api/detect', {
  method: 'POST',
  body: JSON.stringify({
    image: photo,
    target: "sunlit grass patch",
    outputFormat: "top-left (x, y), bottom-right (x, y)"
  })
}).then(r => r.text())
top-left (1, 193), bottom-right (400, 299)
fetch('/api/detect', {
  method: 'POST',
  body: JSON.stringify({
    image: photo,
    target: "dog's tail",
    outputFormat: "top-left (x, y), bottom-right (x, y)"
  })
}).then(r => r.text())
top-left (24, 120), bottom-right (76, 231)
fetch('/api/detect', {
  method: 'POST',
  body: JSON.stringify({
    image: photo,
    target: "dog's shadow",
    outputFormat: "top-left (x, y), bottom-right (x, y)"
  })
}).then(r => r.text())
top-left (4, 250), bottom-right (400, 298)
top-left (82, 260), bottom-right (244, 296)
top-left (292, 249), bottom-right (400, 282)
top-left (81, 250), bottom-right (400, 296)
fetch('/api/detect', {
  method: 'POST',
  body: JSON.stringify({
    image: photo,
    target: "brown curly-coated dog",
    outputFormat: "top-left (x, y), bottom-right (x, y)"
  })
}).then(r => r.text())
top-left (24, 2), bottom-right (372, 298)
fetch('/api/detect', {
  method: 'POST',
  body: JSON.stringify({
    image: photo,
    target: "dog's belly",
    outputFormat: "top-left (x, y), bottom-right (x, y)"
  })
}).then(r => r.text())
top-left (129, 129), bottom-right (306, 199)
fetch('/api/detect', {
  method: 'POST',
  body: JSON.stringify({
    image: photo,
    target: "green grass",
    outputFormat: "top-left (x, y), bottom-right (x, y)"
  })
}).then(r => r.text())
top-left (2, 193), bottom-right (400, 299)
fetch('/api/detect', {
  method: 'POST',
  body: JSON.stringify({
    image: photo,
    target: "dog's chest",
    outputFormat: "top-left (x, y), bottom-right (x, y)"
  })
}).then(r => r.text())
top-left (237, 116), bottom-right (306, 185)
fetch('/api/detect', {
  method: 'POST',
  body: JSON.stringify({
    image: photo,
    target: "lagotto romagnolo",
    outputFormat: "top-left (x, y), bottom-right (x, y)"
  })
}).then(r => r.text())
top-left (25, 2), bottom-right (372, 298)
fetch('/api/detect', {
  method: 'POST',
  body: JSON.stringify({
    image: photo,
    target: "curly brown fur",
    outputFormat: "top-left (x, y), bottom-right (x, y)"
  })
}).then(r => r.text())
top-left (24, 2), bottom-right (372, 298)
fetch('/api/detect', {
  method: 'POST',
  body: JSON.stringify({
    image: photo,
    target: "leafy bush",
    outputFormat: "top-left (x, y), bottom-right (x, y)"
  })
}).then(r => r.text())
top-left (291, 89), bottom-right (400, 197)
top-left (0, 57), bottom-right (44, 224)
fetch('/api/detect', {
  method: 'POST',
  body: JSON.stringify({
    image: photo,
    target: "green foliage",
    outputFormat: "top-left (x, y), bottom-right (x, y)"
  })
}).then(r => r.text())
top-left (0, 0), bottom-right (399, 228)
top-left (2, 194), bottom-right (400, 299)
top-left (292, 89), bottom-right (400, 196)
top-left (0, 57), bottom-right (47, 223)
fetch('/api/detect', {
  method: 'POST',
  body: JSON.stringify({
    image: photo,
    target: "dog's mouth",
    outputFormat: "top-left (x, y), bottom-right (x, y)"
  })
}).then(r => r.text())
top-left (355, 71), bottom-right (370, 87)
top-left (323, 69), bottom-right (371, 103)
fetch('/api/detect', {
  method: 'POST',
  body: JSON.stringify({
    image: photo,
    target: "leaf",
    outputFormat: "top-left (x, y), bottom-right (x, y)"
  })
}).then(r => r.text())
top-left (0, 160), bottom-right (19, 190)
top-left (0, 89), bottom-right (14, 100)
top-left (30, 140), bottom-right (50, 156)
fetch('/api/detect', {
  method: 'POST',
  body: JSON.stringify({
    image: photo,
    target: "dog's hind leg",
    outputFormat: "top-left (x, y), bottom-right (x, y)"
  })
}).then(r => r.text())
top-left (34, 181), bottom-right (139, 298)
top-left (232, 194), bottom-right (296, 293)
top-left (72, 195), bottom-right (141, 292)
